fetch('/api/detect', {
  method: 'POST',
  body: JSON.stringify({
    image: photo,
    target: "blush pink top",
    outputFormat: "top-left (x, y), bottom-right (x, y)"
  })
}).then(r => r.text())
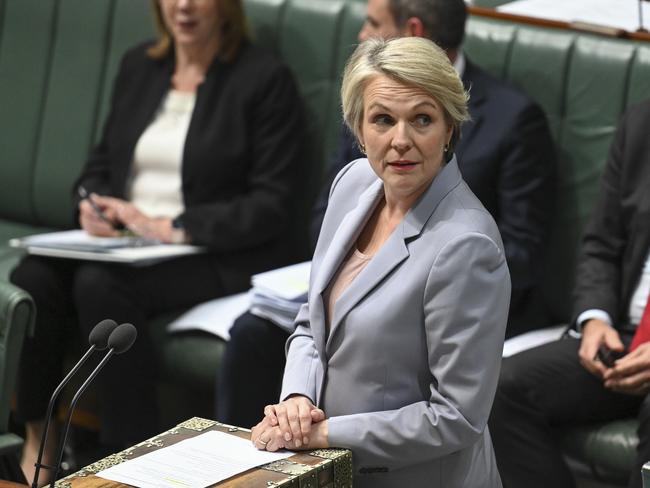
top-left (324, 247), bottom-right (373, 330)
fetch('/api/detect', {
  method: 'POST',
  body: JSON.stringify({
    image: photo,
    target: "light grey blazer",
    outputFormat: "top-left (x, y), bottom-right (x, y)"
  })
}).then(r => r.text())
top-left (281, 157), bottom-right (510, 487)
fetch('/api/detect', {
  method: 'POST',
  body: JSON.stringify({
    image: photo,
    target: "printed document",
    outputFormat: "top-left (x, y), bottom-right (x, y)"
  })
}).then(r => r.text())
top-left (168, 261), bottom-right (311, 337)
top-left (97, 430), bottom-right (293, 488)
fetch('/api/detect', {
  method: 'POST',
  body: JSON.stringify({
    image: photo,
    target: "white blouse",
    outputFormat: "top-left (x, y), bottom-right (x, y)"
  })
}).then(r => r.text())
top-left (127, 89), bottom-right (196, 218)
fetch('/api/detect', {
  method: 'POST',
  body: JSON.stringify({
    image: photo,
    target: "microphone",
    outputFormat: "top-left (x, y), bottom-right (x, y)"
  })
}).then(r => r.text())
top-left (31, 319), bottom-right (118, 488)
top-left (49, 323), bottom-right (137, 487)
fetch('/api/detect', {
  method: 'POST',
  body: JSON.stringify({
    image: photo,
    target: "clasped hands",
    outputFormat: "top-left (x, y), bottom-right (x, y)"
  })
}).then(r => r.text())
top-left (251, 395), bottom-right (329, 452)
top-left (579, 319), bottom-right (650, 395)
top-left (79, 194), bottom-right (175, 243)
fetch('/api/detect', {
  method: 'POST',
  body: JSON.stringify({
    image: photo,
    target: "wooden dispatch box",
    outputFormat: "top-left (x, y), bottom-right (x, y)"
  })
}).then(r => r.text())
top-left (54, 417), bottom-right (352, 488)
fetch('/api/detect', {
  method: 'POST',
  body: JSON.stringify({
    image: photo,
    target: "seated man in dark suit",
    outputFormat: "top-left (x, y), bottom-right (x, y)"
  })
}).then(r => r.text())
top-left (490, 100), bottom-right (650, 488)
top-left (216, 0), bottom-right (556, 428)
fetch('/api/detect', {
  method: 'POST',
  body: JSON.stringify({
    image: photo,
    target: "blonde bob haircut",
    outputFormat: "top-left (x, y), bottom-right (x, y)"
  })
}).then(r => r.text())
top-left (341, 37), bottom-right (470, 153)
top-left (147, 0), bottom-right (250, 62)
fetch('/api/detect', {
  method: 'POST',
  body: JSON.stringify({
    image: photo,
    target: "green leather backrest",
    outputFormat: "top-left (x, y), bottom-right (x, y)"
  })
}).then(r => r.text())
top-left (32, 0), bottom-right (116, 226)
top-left (628, 44), bottom-right (650, 106)
top-left (278, 0), bottom-right (347, 181)
top-left (245, 0), bottom-right (364, 175)
top-left (0, 0), bottom-right (58, 224)
top-left (466, 17), bottom-right (650, 322)
top-left (325, 0), bottom-right (366, 159)
top-left (94, 0), bottom-right (156, 136)
top-left (0, 0), bottom-right (154, 228)
top-left (245, 0), bottom-right (287, 54)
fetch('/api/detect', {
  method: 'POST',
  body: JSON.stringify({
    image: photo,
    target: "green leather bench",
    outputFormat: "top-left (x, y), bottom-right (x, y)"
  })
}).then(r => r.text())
top-left (1, 0), bottom-right (649, 483)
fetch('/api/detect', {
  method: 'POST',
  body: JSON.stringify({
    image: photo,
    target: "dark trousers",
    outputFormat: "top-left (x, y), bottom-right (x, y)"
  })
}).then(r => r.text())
top-left (215, 312), bottom-right (289, 428)
top-left (11, 254), bottom-right (224, 446)
top-left (489, 336), bottom-right (650, 488)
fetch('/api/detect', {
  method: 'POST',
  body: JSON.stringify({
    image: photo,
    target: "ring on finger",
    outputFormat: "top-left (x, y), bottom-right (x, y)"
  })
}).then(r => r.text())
top-left (257, 437), bottom-right (269, 446)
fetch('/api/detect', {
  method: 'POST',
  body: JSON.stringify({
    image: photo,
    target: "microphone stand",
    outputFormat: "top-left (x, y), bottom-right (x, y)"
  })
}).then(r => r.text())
top-left (31, 346), bottom-right (96, 488)
top-left (49, 348), bottom-right (116, 488)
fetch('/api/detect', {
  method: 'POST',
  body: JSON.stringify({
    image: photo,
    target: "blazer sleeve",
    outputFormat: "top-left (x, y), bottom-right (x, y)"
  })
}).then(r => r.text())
top-left (326, 232), bottom-right (510, 470)
top-left (280, 302), bottom-right (320, 404)
top-left (496, 100), bottom-right (555, 308)
top-left (571, 111), bottom-right (629, 327)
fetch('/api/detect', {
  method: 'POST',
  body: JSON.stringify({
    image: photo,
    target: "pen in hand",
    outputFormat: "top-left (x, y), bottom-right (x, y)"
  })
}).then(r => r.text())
top-left (78, 185), bottom-right (124, 230)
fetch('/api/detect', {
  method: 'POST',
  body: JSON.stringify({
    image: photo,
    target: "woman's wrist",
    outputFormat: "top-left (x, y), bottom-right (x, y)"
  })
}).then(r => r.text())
top-left (310, 419), bottom-right (329, 449)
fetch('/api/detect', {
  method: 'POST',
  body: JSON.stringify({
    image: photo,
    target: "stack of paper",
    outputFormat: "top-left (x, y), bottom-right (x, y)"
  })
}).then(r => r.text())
top-left (168, 261), bottom-right (311, 339)
top-left (167, 292), bottom-right (251, 340)
top-left (249, 261), bottom-right (310, 332)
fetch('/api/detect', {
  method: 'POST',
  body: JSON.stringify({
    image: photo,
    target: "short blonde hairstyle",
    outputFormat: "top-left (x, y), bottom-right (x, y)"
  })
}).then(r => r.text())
top-left (341, 37), bottom-right (470, 152)
top-left (147, 0), bottom-right (250, 62)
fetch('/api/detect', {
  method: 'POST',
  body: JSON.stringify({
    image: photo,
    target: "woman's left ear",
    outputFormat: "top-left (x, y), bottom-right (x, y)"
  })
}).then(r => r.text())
top-left (445, 124), bottom-right (454, 149)
top-left (444, 128), bottom-right (454, 161)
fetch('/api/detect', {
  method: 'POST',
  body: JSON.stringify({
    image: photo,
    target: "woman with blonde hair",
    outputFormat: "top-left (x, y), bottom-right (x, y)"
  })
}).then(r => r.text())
top-left (252, 36), bottom-right (509, 487)
top-left (12, 0), bottom-right (303, 482)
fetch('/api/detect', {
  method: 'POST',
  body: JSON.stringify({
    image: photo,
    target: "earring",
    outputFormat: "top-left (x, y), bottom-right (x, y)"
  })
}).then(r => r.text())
top-left (359, 143), bottom-right (366, 155)
top-left (443, 143), bottom-right (450, 153)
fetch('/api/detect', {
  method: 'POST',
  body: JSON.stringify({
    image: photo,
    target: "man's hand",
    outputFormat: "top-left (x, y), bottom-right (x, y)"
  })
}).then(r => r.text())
top-left (604, 342), bottom-right (650, 394)
top-left (578, 318), bottom-right (624, 378)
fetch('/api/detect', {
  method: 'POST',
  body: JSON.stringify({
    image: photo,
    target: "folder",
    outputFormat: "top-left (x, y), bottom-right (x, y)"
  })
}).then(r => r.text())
top-left (9, 229), bottom-right (204, 265)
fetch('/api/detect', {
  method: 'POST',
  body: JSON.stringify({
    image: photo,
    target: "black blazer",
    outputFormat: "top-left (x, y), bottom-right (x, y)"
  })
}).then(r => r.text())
top-left (313, 59), bottom-right (555, 336)
top-left (459, 59), bottom-right (556, 334)
top-left (572, 100), bottom-right (650, 329)
top-left (74, 42), bottom-right (305, 292)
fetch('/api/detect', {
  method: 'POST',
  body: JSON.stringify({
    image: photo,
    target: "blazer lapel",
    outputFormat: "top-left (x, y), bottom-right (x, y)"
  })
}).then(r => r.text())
top-left (326, 158), bottom-right (464, 351)
top-left (326, 226), bottom-right (410, 350)
top-left (313, 179), bottom-right (384, 297)
top-left (310, 179), bottom-right (384, 351)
